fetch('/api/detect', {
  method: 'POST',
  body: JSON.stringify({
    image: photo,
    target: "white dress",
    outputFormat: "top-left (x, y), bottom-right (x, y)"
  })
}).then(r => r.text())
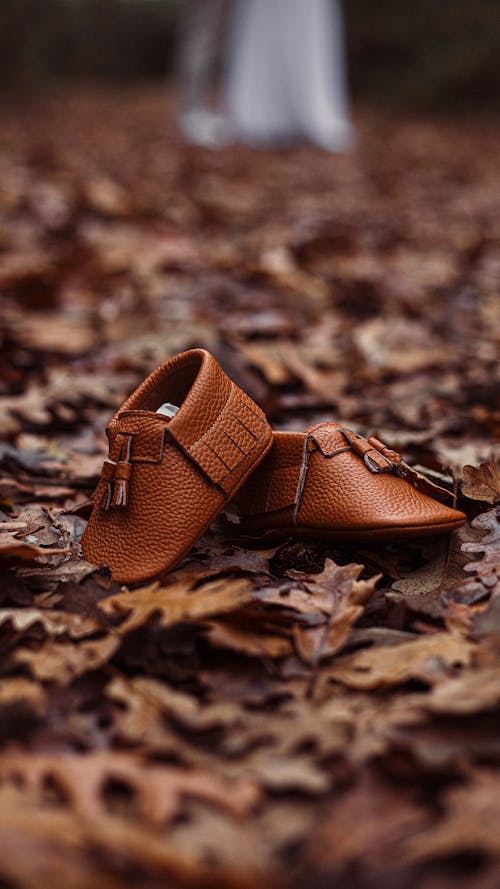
top-left (224, 0), bottom-right (353, 150)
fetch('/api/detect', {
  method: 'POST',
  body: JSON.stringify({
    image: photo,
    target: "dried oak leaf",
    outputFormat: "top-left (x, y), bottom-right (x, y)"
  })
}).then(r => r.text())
top-left (206, 559), bottom-right (377, 661)
top-left (0, 787), bottom-right (129, 889)
top-left (0, 607), bottom-right (101, 639)
top-left (288, 560), bottom-right (379, 665)
top-left (6, 310), bottom-right (95, 356)
top-left (311, 691), bottom-right (427, 766)
top-left (0, 751), bottom-right (260, 825)
top-left (0, 508), bottom-right (69, 563)
top-left (305, 771), bottom-right (428, 872)
top-left (353, 316), bottom-right (454, 373)
top-left (107, 675), bottom-right (246, 744)
top-left (0, 508), bottom-right (89, 586)
top-left (0, 531), bottom-right (66, 563)
top-left (14, 552), bottom-right (97, 590)
top-left (424, 666), bottom-right (500, 715)
top-left (462, 458), bottom-right (500, 504)
top-left (14, 506), bottom-right (66, 544)
top-left (107, 677), bottom-right (329, 796)
top-left (205, 618), bottom-right (293, 659)
top-left (390, 524), bottom-right (485, 611)
top-left (0, 784), bottom-right (260, 889)
top-left (99, 576), bottom-right (253, 635)
top-left (458, 508), bottom-right (500, 601)
top-left (177, 549), bottom-right (271, 582)
top-left (0, 678), bottom-right (46, 717)
top-left (16, 635), bottom-right (119, 684)
top-left (402, 770), bottom-right (500, 862)
top-left (0, 369), bottom-right (135, 436)
top-left (326, 632), bottom-right (474, 690)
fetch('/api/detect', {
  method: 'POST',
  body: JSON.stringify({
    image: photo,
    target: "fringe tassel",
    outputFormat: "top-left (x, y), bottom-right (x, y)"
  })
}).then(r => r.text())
top-left (99, 460), bottom-right (116, 511)
top-left (98, 450), bottom-right (133, 511)
top-left (99, 480), bottom-right (113, 510)
top-left (111, 478), bottom-right (128, 508)
top-left (110, 460), bottom-right (132, 509)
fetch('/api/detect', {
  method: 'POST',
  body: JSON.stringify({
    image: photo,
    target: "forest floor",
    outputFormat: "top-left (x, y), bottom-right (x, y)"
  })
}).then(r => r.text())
top-left (0, 85), bottom-right (499, 889)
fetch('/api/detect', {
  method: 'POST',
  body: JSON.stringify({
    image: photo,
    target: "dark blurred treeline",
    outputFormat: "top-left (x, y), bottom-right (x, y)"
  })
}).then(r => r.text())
top-left (1, 0), bottom-right (500, 112)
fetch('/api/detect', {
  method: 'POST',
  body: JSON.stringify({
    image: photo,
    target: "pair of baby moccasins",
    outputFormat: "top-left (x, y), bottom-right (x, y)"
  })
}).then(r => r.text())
top-left (82, 349), bottom-right (465, 584)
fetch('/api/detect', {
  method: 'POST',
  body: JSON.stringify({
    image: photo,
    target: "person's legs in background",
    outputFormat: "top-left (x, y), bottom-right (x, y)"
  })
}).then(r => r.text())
top-left (178, 0), bottom-right (231, 147)
top-left (224, 0), bottom-right (353, 151)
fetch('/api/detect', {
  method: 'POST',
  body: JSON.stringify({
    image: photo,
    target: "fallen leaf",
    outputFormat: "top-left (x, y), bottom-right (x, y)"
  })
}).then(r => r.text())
top-left (306, 772), bottom-right (428, 871)
top-left (0, 607), bottom-right (101, 639)
top-left (402, 770), bottom-right (500, 862)
top-left (0, 677), bottom-right (46, 717)
top-left (424, 666), bottom-right (500, 715)
top-left (460, 508), bottom-right (500, 599)
top-left (326, 633), bottom-right (474, 689)
top-left (16, 636), bottom-right (119, 684)
top-left (462, 458), bottom-right (500, 504)
top-left (0, 751), bottom-right (260, 825)
top-left (99, 576), bottom-right (253, 634)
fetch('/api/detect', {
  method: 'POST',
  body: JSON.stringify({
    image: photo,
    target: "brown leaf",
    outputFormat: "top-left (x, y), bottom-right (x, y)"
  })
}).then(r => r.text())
top-left (291, 560), bottom-right (379, 665)
top-left (462, 458), bottom-right (500, 504)
top-left (402, 770), bottom-right (500, 862)
top-left (107, 675), bottom-right (243, 742)
top-left (390, 525), bottom-right (486, 611)
top-left (459, 508), bottom-right (500, 600)
top-left (0, 751), bottom-right (260, 825)
top-left (0, 607), bottom-right (102, 639)
top-left (0, 532), bottom-right (67, 562)
top-left (205, 618), bottom-right (293, 659)
top-left (353, 316), bottom-right (455, 373)
top-left (0, 784), bottom-right (261, 889)
top-left (326, 632), bottom-right (474, 689)
top-left (99, 576), bottom-right (253, 634)
top-left (0, 677), bottom-right (46, 717)
top-left (306, 772), bottom-right (428, 871)
top-left (16, 635), bottom-right (119, 684)
top-left (424, 666), bottom-right (500, 715)
top-left (0, 507), bottom-right (69, 563)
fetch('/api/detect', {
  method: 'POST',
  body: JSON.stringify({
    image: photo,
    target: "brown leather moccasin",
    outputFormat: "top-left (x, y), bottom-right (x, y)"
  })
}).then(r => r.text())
top-left (82, 349), bottom-right (273, 583)
top-left (234, 422), bottom-right (466, 540)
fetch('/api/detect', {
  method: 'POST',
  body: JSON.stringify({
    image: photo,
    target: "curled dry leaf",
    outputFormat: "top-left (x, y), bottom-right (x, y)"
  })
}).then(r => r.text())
top-left (326, 633), bottom-right (474, 690)
top-left (0, 784), bottom-right (263, 889)
top-left (424, 666), bottom-right (500, 715)
top-left (306, 772), bottom-right (428, 872)
top-left (99, 576), bottom-right (253, 635)
top-left (402, 770), bottom-right (500, 862)
top-left (0, 533), bottom-right (68, 563)
top-left (107, 675), bottom-right (242, 745)
top-left (460, 508), bottom-right (500, 599)
top-left (205, 618), bottom-right (293, 659)
top-left (0, 678), bottom-right (46, 717)
top-left (290, 561), bottom-right (380, 665)
top-left (390, 524), bottom-right (486, 610)
top-left (0, 751), bottom-right (260, 825)
top-left (462, 458), bottom-right (500, 504)
top-left (0, 607), bottom-right (103, 639)
top-left (353, 316), bottom-right (455, 373)
top-left (0, 507), bottom-right (70, 565)
top-left (16, 636), bottom-right (120, 684)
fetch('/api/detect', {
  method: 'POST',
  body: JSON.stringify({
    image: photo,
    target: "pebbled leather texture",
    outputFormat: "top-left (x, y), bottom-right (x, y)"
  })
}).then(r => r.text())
top-left (234, 422), bottom-right (466, 539)
top-left (81, 349), bottom-right (273, 583)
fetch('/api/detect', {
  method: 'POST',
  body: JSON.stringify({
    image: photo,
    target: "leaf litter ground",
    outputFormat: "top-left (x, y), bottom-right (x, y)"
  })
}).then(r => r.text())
top-left (0, 86), bottom-right (499, 889)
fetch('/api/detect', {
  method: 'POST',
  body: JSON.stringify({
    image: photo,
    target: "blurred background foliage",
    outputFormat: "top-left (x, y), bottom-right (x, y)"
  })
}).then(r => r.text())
top-left (1, 0), bottom-right (500, 112)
